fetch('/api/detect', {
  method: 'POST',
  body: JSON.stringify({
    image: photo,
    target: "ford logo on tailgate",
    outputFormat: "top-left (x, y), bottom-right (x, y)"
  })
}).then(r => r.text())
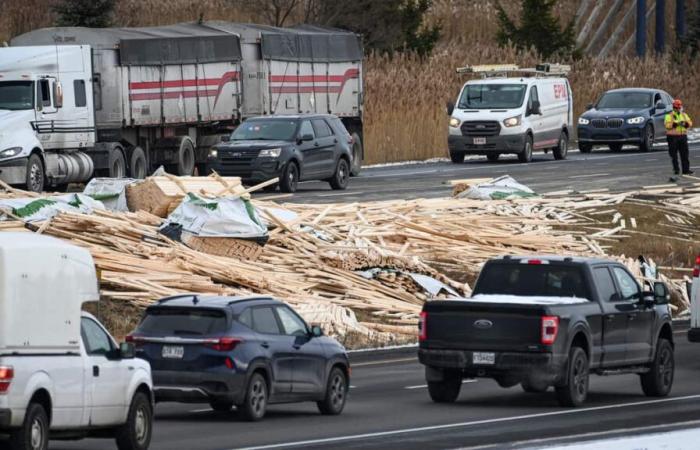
top-left (473, 319), bottom-right (493, 329)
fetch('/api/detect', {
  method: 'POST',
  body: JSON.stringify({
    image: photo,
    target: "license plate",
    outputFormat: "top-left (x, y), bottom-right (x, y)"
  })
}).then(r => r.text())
top-left (162, 345), bottom-right (184, 359)
top-left (473, 137), bottom-right (486, 145)
top-left (473, 352), bottom-right (495, 365)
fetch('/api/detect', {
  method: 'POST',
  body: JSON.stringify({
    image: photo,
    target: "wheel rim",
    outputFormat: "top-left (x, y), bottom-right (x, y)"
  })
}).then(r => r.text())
top-left (250, 378), bottom-right (266, 416)
top-left (28, 162), bottom-right (43, 192)
top-left (560, 137), bottom-right (568, 157)
top-left (288, 165), bottom-right (298, 190)
top-left (572, 356), bottom-right (587, 397)
top-left (330, 374), bottom-right (346, 409)
top-left (30, 416), bottom-right (44, 450)
top-left (658, 347), bottom-right (673, 387)
top-left (113, 159), bottom-right (124, 178)
top-left (525, 141), bottom-right (532, 160)
top-left (338, 160), bottom-right (349, 185)
top-left (134, 404), bottom-right (149, 445)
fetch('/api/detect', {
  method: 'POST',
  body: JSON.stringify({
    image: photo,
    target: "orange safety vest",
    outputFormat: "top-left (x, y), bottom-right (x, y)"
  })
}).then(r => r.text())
top-left (665, 110), bottom-right (693, 136)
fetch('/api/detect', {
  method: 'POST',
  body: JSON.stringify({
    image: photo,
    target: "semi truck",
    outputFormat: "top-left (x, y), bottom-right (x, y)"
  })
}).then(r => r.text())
top-left (0, 22), bottom-right (364, 192)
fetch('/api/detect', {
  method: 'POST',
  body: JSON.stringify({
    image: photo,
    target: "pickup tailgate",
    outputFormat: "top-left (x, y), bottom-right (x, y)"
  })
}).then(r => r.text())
top-left (423, 300), bottom-right (547, 352)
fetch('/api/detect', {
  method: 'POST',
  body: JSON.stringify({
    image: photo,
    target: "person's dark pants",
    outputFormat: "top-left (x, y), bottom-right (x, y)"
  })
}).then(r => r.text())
top-left (667, 134), bottom-right (690, 174)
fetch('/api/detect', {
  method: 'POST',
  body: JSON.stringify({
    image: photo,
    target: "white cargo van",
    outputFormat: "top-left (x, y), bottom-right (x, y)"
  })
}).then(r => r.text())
top-left (0, 233), bottom-right (153, 450)
top-left (688, 256), bottom-right (700, 342)
top-left (447, 64), bottom-right (573, 163)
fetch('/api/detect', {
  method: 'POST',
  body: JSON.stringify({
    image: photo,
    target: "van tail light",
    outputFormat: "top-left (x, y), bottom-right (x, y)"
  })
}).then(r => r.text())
top-left (205, 337), bottom-right (242, 352)
top-left (693, 256), bottom-right (700, 278)
top-left (0, 366), bottom-right (14, 394)
top-left (419, 312), bottom-right (428, 341)
top-left (541, 316), bottom-right (559, 345)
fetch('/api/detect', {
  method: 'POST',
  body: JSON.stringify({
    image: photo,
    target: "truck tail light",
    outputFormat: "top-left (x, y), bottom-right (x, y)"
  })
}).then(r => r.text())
top-left (125, 334), bottom-right (145, 348)
top-left (541, 316), bottom-right (559, 345)
top-left (419, 311), bottom-right (428, 341)
top-left (0, 366), bottom-right (14, 394)
top-left (205, 337), bottom-right (242, 352)
top-left (693, 256), bottom-right (700, 278)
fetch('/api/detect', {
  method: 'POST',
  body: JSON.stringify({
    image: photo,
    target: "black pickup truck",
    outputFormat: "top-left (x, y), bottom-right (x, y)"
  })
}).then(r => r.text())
top-left (418, 256), bottom-right (674, 407)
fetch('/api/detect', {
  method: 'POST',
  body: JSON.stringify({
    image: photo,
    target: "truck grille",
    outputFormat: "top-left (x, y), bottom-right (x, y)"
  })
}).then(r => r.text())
top-left (461, 121), bottom-right (501, 137)
top-left (591, 118), bottom-right (624, 129)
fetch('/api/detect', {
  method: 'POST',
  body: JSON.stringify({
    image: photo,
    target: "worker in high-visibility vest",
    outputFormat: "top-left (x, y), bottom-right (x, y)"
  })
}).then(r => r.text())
top-left (664, 98), bottom-right (693, 176)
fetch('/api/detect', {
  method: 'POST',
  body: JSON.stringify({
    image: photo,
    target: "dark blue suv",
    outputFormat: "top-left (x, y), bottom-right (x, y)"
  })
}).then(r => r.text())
top-left (577, 88), bottom-right (674, 153)
top-left (127, 295), bottom-right (350, 421)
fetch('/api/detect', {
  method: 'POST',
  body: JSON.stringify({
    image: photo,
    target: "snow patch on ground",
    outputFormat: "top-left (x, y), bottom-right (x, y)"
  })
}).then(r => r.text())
top-left (537, 427), bottom-right (700, 449)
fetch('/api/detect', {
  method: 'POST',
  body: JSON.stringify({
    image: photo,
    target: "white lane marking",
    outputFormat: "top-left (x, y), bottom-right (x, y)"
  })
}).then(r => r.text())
top-left (316, 191), bottom-right (365, 197)
top-left (569, 173), bottom-right (610, 179)
top-left (349, 385), bottom-right (357, 389)
top-left (232, 394), bottom-right (700, 450)
top-left (405, 379), bottom-right (477, 389)
top-left (351, 357), bottom-right (417, 367)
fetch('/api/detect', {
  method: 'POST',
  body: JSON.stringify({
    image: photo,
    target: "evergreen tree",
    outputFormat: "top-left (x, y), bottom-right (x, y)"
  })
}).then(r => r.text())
top-left (679, 0), bottom-right (700, 57)
top-left (54, 0), bottom-right (115, 28)
top-left (495, 0), bottom-right (576, 59)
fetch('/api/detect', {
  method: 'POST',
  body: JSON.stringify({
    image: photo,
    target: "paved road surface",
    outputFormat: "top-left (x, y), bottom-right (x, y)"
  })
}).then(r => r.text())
top-left (258, 144), bottom-right (700, 204)
top-left (49, 327), bottom-right (700, 450)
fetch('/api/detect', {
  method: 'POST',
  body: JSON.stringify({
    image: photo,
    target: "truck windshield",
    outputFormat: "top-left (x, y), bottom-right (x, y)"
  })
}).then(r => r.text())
top-left (474, 264), bottom-right (589, 299)
top-left (0, 81), bottom-right (35, 111)
top-left (597, 92), bottom-right (652, 109)
top-left (138, 308), bottom-right (228, 336)
top-left (458, 84), bottom-right (526, 109)
top-left (231, 120), bottom-right (298, 141)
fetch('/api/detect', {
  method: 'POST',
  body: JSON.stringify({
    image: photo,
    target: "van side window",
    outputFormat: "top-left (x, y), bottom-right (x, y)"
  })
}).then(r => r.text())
top-left (74, 80), bottom-right (87, 107)
top-left (527, 86), bottom-right (539, 113)
top-left (38, 79), bottom-right (51, 107)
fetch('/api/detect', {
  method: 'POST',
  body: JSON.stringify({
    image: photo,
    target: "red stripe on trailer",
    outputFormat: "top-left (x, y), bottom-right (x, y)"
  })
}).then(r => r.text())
top-left (270, 86), bottom-right (342, 94)
top-left (128, 71), bottom-right (239, 90)
top-left (268, 68), bottom-right (359, 84)
top-left (129, 89), bottom-right (219, 101)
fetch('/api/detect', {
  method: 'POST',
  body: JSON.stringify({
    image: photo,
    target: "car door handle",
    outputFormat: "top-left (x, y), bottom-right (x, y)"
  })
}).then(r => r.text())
top-left (261, 342), bottom-right (270, 349)
top-left (93, 365), bottom-right (100, 377)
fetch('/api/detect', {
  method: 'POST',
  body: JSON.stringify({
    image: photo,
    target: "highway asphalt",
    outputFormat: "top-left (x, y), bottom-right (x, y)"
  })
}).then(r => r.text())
top-left (259, 143), bottom-right (700, 204)
top-left (51, 327), bottom-right (700, 450)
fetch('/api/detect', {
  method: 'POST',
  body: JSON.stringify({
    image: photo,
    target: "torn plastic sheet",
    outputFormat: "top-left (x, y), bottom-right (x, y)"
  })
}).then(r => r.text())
top-left (455, 175), bottom-right (538, 200)
top-left (83, 178), bottom-right (138, 211)
top-left (356, 268), bottom-right (459, 297)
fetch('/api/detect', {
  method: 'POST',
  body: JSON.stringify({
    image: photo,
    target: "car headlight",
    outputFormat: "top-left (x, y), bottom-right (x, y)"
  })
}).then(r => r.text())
top-left (449, 117), bottom-right (461, 128)
top-left (0, 147), bottom-right (21, 158)
top-left (259, 148), bottom-right (282, 158)
top-left (578, 117), bottom-right (590, 125)
top-left (503, 115), bottom-right (521, 127)
top-left (627, 116), bottom-right (645, 125)
top-left (208, 148), bottom-right (218, 159)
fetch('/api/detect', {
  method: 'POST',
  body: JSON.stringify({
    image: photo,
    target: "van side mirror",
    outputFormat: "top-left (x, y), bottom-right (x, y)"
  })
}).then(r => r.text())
top-left (119, 342), bottom-right (135, 359)
top-left (446, 101), bottom-right (455, 116)
top-left (310, 325), bottom-right (323, 337)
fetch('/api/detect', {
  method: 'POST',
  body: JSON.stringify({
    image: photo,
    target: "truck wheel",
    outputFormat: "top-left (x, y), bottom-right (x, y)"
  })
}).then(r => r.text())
top-left (115, 392), bottom-right (152, 450)
top-left (209, 400), bottom-right (234, 412)
top-left (238, 373), bottom-right (268, 421)
top-left (108, 147), bottom-right (127, 179)
top-left (24, 154), bottom-right (45, 193)
top-left (129, 147), bottom-right (147, 179)
top-left (553, 132), bottom-right (568, 160)
top-left (450, 152), bottom-right (465, 164)
top-left (9, 402), bottom-right (49, 450)
top-left (329, 158), bottom-right (350, 190)
top-left (177, 139), bottom-right (195, 176)
top-left (317, 367), bottom-right (348, 415)
top-left (279, 161), bottom-right (299, 193)
top-left (521, 381), bottom-right (549, 393)
top-left (486, 153), bottom-right (499, 162)
top-left (427, 370), bottom-right (461, 403)
top-left (578, 143), bottom-right (592, 153)
top-left (555, 346), bottom-right (589, 407)
top-left (518, 135), bottom-right (533, 163)
top-left (350, 132), bottom-right (363, 176)
top-left (640, 338), bottom-right (674, 397)
top-left (640, 123), bottom-right (654, 152)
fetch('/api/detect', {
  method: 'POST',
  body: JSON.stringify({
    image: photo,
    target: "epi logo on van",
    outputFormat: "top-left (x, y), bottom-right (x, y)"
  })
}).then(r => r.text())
top-left (473, 319), bottom-right (493, 329)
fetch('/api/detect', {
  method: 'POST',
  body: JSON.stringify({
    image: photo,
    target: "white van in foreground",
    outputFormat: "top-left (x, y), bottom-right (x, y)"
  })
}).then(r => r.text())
top-left (0, 233), bottom-right (153, 450)
top-left (447, 64), bottom-right (573, 163)
top-left (688, 256), bottom-right (700, 342)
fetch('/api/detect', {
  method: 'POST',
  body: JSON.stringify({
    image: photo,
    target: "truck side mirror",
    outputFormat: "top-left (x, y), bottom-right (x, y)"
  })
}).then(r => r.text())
top-left (119, 342), bottom-right (135, 359)
top-left (446, 101), bottom-right (455, 116)
top-left (310, 325), bottom-right (323, 337)
top-left (54, 81), bottom-right (64, 108)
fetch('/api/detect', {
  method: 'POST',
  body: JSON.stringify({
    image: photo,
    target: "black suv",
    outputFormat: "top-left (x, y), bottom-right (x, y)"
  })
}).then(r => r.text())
top-left (127, 295), bottom-right (350, 421)
top-left (207, 114), bottom-right (353, 193)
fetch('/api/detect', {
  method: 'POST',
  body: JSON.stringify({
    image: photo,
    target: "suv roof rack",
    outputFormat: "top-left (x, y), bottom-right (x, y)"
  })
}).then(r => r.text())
top-left (156, 294), bottom-right (198, 304)
top-left (227, 296), bottom-right (274, 306)
top-left (456, 63), bottom-right (570, 78)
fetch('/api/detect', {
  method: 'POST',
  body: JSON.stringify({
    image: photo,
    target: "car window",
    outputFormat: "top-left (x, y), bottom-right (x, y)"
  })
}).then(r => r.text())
top-left (252, 307), bottom-right (281, 334)
top-left (81, 317), bottom-right (114, 355)
top-left (612, 267), bottom-right (640, 301)
top-left (653, 93), bottom-right (662, 105)
top-left (474, 264), bottom-right (589, 299)
top-left (527, 86), bottom-right (539, 112)
top-left (138, 308), bottom-right (227, 336)
top-left (593, 267), bottom-right (618, 302)
top-left (299, 120), bottom-right (315, 139)
top-left (663, 93), bottom-right (673, 106)
top-left (311, 119), bottom-right (333, 138)
top-left (276, 306), bottom-right (308, 336)
top-left (238, 308), bottom-right (253, 329)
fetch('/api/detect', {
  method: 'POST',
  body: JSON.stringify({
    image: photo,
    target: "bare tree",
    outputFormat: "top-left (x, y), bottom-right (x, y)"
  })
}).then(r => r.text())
top-left (253, 0), bottom-right (301, 27)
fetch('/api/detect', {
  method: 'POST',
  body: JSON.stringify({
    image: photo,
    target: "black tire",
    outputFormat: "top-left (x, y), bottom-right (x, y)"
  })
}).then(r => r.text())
top-left (350, 132), bottom-right (363, 176)
top-left (450, 152), bottom-right (465, 164)
top-left (521, 381), bottom-right (549, 393)
top-left (427, 370), bottom-right (461, 403)
top-left (9, 402), bottom-right (49, 450)
top-left (238, 373), bottom-right (268, 422)
top-left (555, 346), bottom-right (589, 407)
top-left (609, 143), bottom-right (623, 152)
top-left (640, 338), bottom-right (674, 397)
top-left (177, 139), bottom-right (195, 176)
top-left (486, 153), bottom-right (500, 162)
top-left (640, 123), bottom-right (654, 152)
top-left (129, 147), bottom-right (148, 179)
top-left (279, 161), bottom-right (299, 193)
top-left (115, 392), bottom-right (152, 450)
top-left (329, 158), bottom-right (350, 190)
top-left (108, 146), bottom-right (127, 179)
top-left (553, 132), bottom-right (568, 160)
top-left (24, 154), bottom-right (45, 193)
top-left (209, 400), bottom-right (234, 412)
top-left (518, 135), bottom-right (533, 163)
top-left (317, 367), bottom-right (348, 415)
top-left (578, 143), bottom-right (592, 153)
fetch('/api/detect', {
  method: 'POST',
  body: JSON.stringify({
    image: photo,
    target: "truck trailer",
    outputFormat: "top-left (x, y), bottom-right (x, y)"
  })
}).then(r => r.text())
top-left (0, 22), bottom-right (364, 192)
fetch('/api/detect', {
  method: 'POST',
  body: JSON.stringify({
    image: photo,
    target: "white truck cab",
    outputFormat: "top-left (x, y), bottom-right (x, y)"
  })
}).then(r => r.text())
top-left (0, 233), bottom-right (153, 450)
top-left (688, 256), bottom-right (700, 342)
top-left (447, 64), bottom-right (573, 164)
